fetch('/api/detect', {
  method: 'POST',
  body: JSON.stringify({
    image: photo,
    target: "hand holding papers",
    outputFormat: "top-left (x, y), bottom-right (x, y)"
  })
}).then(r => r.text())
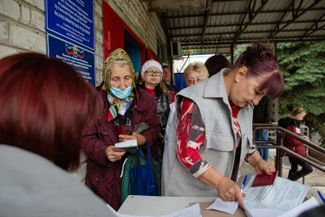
top-left (115, 139), bottom-right (138, 152)
top-left (206, 175), bottom-right (248, 215)
top-left (251, 171), bottom-right (277, 187)
top-left (115, 122), bottom-right (149, 152)
top-left (206, 198), bottom-right (238, 215)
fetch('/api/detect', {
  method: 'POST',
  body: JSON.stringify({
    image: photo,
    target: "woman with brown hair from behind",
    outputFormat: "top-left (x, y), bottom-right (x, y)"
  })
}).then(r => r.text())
top-left (0, 52), bottom-right (117, 217)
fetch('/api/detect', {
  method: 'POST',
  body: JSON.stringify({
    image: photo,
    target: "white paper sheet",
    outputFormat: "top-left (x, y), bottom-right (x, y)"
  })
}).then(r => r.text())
top-left (244, 176), bottom-right (309, 211)
top-left (277, 197), bottom-right (320, 217)
top-left (245, 208), bottom-right (284, 217)
top-left (243, 176), bottom-right (310, 217)
top-left (206, 197), bottom-right (238, 215)
top-left (115, 139), bottom-right (137, 148)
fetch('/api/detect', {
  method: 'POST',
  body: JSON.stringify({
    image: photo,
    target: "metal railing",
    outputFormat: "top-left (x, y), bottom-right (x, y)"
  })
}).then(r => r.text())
top-left (253, 123), bottom-right (325, 178)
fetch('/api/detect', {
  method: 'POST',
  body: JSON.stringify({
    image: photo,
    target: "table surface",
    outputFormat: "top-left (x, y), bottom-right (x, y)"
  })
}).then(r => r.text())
top-left (118, 195), bottom-right (247, 217)
top-left (118, 188), bottom-right (321, 217)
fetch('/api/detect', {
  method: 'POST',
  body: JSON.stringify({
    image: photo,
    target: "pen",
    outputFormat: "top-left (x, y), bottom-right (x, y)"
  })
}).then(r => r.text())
top-left (317, 190), bottom-right (325, 204)
top-left (241, 175), bottom-right (248, 191)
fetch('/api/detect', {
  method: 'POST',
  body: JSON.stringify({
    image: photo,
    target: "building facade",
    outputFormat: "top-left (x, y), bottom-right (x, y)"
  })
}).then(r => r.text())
top-left (0, 0), bottom-right (167, 85)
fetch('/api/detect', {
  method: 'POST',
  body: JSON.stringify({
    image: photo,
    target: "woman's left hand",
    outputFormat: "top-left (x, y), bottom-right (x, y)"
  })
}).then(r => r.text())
top-left (255, 158), bottom-right (275, 175)
top-left (119, 133), bottom-right (146, 146)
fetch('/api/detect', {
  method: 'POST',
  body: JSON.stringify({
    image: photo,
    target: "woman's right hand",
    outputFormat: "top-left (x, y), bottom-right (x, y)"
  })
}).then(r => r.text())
top-left (105, 146), bottom-right (125, 162)
top-left (198, 167), bottom-right (244, 207)
top-left (216, 176), bottom-right (244, 207)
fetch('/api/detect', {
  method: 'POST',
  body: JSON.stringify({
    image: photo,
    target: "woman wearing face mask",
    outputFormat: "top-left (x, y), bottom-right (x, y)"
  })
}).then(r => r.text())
top-left (82, 48), bottom-right (161, 210)
top-left (278, 107), bottom-right (313, 181)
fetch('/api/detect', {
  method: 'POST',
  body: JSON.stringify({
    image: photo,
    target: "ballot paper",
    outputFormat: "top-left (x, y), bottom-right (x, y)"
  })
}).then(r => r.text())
top-left (115, 139), bottom-right (138, 152)
top-left (277, 197), bottom-right (319, 217)
top-left (206, 197), bottom-right (238, 215)
top-left (243, 176), bottom-right (309, 217)
top-left (106, 203), bottom-right (201, 217)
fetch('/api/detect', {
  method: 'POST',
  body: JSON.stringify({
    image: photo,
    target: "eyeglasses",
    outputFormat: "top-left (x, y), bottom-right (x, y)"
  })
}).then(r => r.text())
top-left (145, 70), bottom-right (162, 76)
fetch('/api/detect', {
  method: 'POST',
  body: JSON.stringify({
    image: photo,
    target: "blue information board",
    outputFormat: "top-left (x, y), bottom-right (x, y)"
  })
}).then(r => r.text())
top-left (47, 34), bottom-right (95, 85)
top-left (45, 0), bottom-right (94, 51)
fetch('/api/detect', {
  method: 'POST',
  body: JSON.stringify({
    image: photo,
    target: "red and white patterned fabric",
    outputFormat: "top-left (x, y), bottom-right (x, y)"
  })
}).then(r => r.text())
top-left (176, 97), bottom-right (242, 177)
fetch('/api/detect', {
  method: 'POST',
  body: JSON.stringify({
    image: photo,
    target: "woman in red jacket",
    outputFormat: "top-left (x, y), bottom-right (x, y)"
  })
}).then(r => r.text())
top-left (279, 107), bottom-right (313, 181)
top-left (82, 48), bottom-right (161, 210)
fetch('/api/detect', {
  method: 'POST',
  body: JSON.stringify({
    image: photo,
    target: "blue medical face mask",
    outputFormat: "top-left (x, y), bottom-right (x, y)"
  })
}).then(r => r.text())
top-left (110, 86), bottom-right (132, 99)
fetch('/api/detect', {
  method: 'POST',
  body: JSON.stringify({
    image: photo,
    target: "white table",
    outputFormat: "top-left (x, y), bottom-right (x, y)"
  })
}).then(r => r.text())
top-left (118, 190), bottom-right (321, 217)
top-left (118, 195), bottom-right (249, 217)
top-left (119, 195), bottom-right (215, 216)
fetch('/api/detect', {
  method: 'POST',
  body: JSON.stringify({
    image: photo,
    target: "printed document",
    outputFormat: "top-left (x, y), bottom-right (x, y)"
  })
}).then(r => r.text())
top-left (277, 197), bottom-right (319, 217)
top-left (243, 175), bottom-right (309, 217)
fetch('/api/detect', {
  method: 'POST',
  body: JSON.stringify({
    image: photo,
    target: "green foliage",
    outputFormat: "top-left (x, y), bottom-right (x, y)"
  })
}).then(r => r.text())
top-left (233, 41), bottom-right (325, 139)
top-left (277, 41), bottom-right (325, 138)
top-left (233, 44), bottom-right (249, 61)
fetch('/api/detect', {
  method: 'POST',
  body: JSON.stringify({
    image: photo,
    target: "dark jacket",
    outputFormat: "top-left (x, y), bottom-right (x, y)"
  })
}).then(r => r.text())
top-left (253, 96), bottom-right (272, 123)
top-left (82, 87), bottom-right (161, 210)
top-left (139, 84), bottom-right (175, 130)
top-left (278, 117), bottom-right (307, 157)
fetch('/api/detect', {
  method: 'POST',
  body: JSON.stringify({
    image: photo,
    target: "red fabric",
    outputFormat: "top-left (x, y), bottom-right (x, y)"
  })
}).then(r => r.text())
top-left (229, 100), bottom-right (240, 119)
top-left (82, 86), bottom-right (160, 210)
top-left (284, 125), bottom-right (307, 157)
top-left (176, 97), bottom-right (242, 175)
top-left (229, 100), bottom-right (241, 147)
top-left (169, 90), bottom-right (176, 103)
top-left (144, 86), bottom-right (157, 97)
top-left (176, 98), bottom-right (205, 170)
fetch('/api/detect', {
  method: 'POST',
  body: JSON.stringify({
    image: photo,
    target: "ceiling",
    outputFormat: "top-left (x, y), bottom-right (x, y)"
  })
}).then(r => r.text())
top-left (147, 0), bottom-right (325, 56)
